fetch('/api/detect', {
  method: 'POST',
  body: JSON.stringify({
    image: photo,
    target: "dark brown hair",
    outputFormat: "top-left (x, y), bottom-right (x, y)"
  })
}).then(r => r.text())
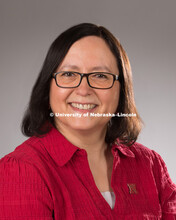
top-left (21, 23), bottom-right (142, 145)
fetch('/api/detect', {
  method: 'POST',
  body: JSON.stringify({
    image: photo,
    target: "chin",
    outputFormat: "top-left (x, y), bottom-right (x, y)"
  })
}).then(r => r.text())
top-left (68, 122), bottom-right (97, 131)
top-left (56, 117), bottom-right (108, 133)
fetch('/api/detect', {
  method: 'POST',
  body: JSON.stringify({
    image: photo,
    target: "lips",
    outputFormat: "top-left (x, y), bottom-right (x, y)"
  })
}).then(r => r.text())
top-left (70, 103), bottom-right (96, 110)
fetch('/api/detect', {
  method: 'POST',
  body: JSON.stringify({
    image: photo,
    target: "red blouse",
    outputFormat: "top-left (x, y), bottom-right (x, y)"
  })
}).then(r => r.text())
top-left (0, 126), bottom-right (176, 219)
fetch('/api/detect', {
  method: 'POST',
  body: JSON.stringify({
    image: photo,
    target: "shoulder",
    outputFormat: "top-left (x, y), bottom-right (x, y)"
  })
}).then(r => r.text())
top-left (0, 138), bottom-right (54, 218)
top-left (126, 142), bottom-right (170, 179)
top-left (1, 137), bottom-right (39, 162)
top-left (0, 135), bottom-right (50, 175)
top-left (128, 142), bottom-right (176, 187)
top-left (0, 136), bottom-right (49, 190)
top-left (128, 141), bottom-right (161, 162)
top-left (0, 135), bottom-right (54, 194)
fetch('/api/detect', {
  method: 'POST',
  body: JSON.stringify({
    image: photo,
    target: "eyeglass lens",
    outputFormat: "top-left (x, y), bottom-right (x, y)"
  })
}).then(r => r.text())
top-left (55, 72), bottom-right (114, 89)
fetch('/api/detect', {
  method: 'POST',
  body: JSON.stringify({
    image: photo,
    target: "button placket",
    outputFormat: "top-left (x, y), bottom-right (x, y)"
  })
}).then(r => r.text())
top-left (111, 149), bottom-right (127, 214)
top-left (114, 151), bottom-right (120, 170)
top-left (74, 151), bottom-right (113, 218)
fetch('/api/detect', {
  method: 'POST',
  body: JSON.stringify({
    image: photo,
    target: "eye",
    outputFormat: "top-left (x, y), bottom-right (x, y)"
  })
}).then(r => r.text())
top-left (93, 73), bottom-right (108, 79)
top-left (60, 71), bottom-right (76, 77)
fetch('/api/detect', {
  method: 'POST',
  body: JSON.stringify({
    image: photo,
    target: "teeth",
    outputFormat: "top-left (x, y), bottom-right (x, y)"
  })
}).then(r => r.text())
top-left (71, 103), bottom-right (96, 110)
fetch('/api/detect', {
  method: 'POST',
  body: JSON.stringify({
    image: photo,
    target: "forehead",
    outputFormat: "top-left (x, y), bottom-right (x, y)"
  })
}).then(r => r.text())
top-left (58, 36), bottom-right (118, 73)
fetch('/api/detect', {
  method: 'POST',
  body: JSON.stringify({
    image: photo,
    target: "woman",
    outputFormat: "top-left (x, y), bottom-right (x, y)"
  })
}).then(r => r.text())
top-left (0, 23), bottom-right (175, 219)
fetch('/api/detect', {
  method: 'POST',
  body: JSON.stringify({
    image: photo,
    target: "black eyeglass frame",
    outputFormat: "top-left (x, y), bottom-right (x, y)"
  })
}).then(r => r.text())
top-left (52, 71), bottom-right (119, 89)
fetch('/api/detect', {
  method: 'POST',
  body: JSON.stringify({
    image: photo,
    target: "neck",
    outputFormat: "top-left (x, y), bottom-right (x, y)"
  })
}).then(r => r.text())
top-left (56, 123), bottom-right (108, 161)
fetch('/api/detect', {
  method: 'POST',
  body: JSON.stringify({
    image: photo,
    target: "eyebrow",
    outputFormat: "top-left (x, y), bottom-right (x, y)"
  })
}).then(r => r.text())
top-left (91, 66), bottom-right (112, 72)
top-left (59, 64), bottom-right (112, 73)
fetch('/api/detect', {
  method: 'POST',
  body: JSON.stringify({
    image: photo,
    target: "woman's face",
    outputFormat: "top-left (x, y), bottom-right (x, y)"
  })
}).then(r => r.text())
top-left (49, 36), bottom-right (120, 133)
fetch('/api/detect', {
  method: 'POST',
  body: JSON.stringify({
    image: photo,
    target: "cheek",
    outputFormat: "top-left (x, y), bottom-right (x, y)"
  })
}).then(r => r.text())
top-left (49, 80), bottom-right (70, 111)
top-left (100, 84), bottom-right (120, 112)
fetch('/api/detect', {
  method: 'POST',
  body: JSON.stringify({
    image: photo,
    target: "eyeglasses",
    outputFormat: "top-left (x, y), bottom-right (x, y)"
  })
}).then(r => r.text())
top-left (52, 71), bottom-right (119, 89)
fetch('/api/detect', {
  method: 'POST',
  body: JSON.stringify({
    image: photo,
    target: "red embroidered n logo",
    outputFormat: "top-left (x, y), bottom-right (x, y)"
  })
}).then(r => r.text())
top-left (127, 184), bottom-right (138, 194)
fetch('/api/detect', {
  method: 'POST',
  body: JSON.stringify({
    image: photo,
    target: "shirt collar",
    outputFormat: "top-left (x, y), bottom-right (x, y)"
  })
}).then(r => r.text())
top-left (40, 125), bottom-right (135, 167)
top-left (111, 140), bottom-right (135, 158)
top-left (40, 125), bottom-right (79, 166)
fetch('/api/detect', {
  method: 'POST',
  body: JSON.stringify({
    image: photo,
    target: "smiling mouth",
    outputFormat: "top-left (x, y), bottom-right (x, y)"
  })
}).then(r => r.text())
top-left (70, 103), bottom-right (97, 110)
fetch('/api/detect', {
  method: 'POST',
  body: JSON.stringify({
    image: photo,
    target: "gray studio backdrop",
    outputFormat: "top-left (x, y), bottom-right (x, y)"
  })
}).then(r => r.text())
top-left (0, 0), bottom-right (176, 182)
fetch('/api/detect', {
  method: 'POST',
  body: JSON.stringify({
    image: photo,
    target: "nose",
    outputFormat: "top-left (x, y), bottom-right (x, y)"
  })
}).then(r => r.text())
top-left (75, 75), bottom-right (92, 96)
